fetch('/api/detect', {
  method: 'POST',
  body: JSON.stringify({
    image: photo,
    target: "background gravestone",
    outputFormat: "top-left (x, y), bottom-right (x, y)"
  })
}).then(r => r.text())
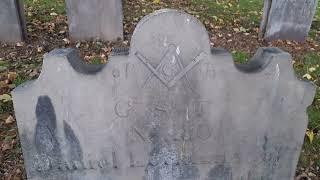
top-left (260, 0), bottom-right (318, 41)
top-left (13, 9), bottom-right (316, 180)
top-left (0, 0), bottom-right (26, 43)
top-left (65, 0), bottom-right (123, 41)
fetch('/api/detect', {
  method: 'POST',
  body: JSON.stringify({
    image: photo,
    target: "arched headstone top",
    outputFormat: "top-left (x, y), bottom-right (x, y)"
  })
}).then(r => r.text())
top-left (130, 9), bottom-right (210, 66)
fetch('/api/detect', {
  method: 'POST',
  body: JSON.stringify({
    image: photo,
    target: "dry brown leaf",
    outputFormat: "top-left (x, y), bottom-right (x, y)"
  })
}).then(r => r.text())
top-left (8, 72), bottom-right (17, 82)
top-left (1, 141), bottom-right (12, 151)
top-left (5, 115), bottom-right (15, 124)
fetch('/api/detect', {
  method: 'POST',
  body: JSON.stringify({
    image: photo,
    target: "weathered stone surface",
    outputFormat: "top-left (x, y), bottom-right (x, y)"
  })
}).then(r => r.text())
top-left (260, 0), bottom-right (318, 41)
top-left (0, 0), bottom-right (26, 43)
top-left (13, 9), bottom-right (316, 180)
top-left (65, 0), bottom-right (123, 41)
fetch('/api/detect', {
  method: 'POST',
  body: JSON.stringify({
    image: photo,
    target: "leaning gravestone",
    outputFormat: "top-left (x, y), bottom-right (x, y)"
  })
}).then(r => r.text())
top-left (0, 0), bottom-right (26, 43)
top-left (65, 0), bottom-right (123, 41)
top-left (260, 0), bottom-right (318, 41)
top-left (13, 9), bottom-right (316, 180)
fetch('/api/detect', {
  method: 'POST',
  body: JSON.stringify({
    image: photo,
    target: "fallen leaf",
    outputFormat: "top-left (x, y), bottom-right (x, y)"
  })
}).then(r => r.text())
top-left (303, 73), bottom-right (312, 80)
top-left (233, 28), bottom-right (240, 32)
top-left (0, 94), bottom-right (12, 102)
top-left (63, 38), bottom-right (70, 44)
top-left (153, 0), bottom-right (160, 4)
top-left (76, 42), bottom-right (81, 48)
top-left (37, 46), bottom-right (44, 53)
top-left (50, 12), bottom-right (58, 16)
top-left (1, 142), bottom-right (12, 151)
top-left (8, 72), bottom-right (17, 82)
top-left (212, 16), bottom-right (218, 21)
top-left (239, 27), bottom-right (247, 32)
top-left (59, 30), bottom-right (66, 34)
top-left (5, 115), bottom-right (15, 124)
top-left (309, 67), bottom-right (316, 72)
top-left (306, 130), bottom-right (314, 143)
top-left (16, 42), bottom-right (24, 47)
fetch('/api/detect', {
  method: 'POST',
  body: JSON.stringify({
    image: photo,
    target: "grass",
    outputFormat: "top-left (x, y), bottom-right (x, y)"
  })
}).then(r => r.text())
top-left (191, 0), bottom-right (263, 28)
top-left (232, 50), bottom-right (250, 64)
top-left (13, 74), bottom-right (30, 87)
top-left (24, 0), bottom-right (66, 21)
top-left (89, 57), bottom-right (104, 65)
top-left (294, 52), bottom-right (320, 84)
top-left (191, 0), bottom-right (320, 32)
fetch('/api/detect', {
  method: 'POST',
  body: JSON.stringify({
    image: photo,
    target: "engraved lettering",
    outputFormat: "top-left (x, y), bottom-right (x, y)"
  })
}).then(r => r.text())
top-left (114, 99), bottom-right (133, 117)
top-left (112, 151), bottom-right (118, 168)
top-left (197, 123), bottom-right (212, 141)
top-left (199, 62), bottom-right (216, 80)
top-left (112, 68), bottom-right (120, 78)
top-left (130, 152), bottom-right (134, 167)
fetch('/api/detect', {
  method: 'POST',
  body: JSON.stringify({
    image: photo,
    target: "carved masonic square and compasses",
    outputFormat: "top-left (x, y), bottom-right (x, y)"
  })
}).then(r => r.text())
top-left (135, 44), bottom-right (207, 89)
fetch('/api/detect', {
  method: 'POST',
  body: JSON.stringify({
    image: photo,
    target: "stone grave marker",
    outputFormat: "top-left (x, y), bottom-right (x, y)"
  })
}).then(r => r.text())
top-left (260, 0), bottom-right (318, 41)
top-left (13, 9), bottom-right (316, 180)
top-left (65, 0), bottom-right (123, 41)
top-left (0, 0), bottom-right (26, 43)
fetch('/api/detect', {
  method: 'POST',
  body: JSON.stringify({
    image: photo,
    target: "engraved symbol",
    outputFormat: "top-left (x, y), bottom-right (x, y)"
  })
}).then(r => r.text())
top-left (112, 68), bottom-right (120, 78)
top-left (132, 126), bottom-right (150, 142)
top-left (114, 99), bottom-right (133, 117)
top-left (135, 44), bottom-right (207, 88)
top-left (197, 123), bottom-right (212, 141)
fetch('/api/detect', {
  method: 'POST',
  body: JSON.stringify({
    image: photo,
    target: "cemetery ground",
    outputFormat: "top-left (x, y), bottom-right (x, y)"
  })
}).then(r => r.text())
top-left (0, 0), bottom-right (319, 179)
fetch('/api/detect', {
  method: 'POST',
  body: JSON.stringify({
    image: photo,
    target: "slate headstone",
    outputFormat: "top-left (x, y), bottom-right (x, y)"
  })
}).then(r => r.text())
top-left (13, 9), bottom-right (316, 180)
top-left (260, 0), bottom-right (318, 41)
top-left (65, 0), bottom-right (123, 41)
top-left (0, 0), bottom-right (26, 43)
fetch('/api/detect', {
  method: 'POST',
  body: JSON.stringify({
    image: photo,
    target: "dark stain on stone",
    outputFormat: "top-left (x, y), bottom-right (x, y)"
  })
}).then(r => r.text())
top-left (207, 164), bottom-right (232, 180)
top-left (178, 162), bottom-right (199, 180)
top-left (211, 48), bottom-right (230, 55)
top-left (263, 135), bottom-right (268, 152)
top-left (144, 128), bottom-right (199, 180)
top-left (63, 120), bottom-right (83, 163)
top-left (34, 95), bottom-right (62, 172)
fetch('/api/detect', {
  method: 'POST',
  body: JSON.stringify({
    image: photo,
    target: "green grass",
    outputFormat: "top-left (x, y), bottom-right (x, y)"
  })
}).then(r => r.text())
top-left (0, 61), bottom-right (9, 72)
top-left (25, 0), bottom-right (65, 21)
top-left (299, 137), bottom-right (320, 168)
top-left (89, 57), bottom-right (104, 65)
top-left (294, 52), bottom-right (320, 83)
top-left (191, 0), bottom-right (320, 36)
top-left (232, 50), bottom-right (250, 64)
top-left (13, 74), bottom-right (30, 87)
top-left (294, 52), bottom-right (320, 170)
top-left (191, 0), bottom-right (263, 28)
top-left (0, 101), bottom-right (13, 114)
top-left (316, 4), bottom-right (320, 20)
top-left (293, 53), bottom-right (320, 130)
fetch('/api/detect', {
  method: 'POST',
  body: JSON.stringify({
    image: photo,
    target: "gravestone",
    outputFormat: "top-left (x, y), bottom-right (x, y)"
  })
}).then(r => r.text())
top-left (260, 0), bottom-right (318, 41)
top-left (0, 0), bottom-right (26, 43)
top-left (12, 9), bottom-right (316, 180)
top-left (65, 0), bottom-right (123, 41)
